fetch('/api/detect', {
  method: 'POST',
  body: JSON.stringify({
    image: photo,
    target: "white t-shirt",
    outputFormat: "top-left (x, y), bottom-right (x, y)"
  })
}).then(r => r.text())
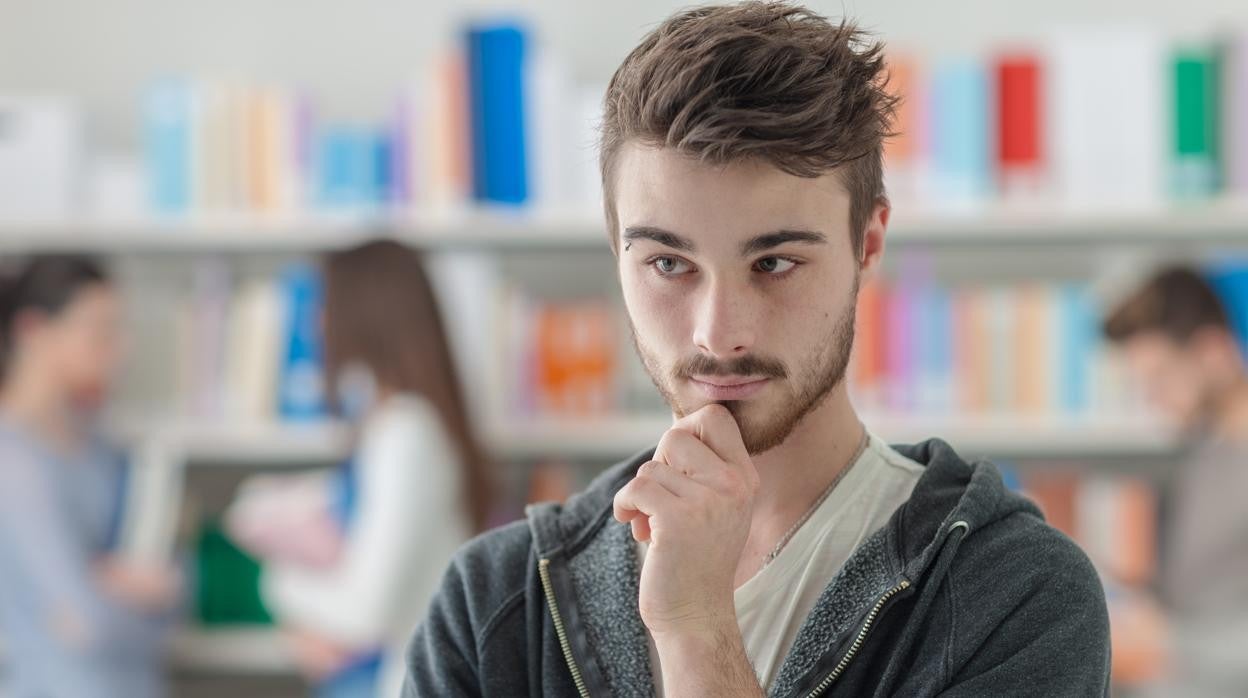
top-left (638, 433), bottom-right (924, 694)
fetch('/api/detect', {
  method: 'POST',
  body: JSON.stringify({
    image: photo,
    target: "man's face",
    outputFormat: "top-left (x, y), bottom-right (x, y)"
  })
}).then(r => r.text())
top-left (612, 143), bottom-right (865, 455)
top-left (1121, 331), bottom-right (1217, 429)
top-left (1120, 329), bottom-right (1243, 430)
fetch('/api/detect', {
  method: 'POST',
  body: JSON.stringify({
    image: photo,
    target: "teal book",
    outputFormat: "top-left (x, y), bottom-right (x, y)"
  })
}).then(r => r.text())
top-left (1172, 46), bottom-right (1222, 197)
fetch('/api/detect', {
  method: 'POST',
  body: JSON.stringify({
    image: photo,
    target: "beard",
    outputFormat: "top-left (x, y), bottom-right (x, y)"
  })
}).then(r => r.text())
top-left (629, 275), bottom-right (859, 456)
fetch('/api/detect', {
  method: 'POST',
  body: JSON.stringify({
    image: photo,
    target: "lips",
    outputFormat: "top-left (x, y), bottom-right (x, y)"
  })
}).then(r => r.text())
top-left (689, 375), bottom-right (771, 400)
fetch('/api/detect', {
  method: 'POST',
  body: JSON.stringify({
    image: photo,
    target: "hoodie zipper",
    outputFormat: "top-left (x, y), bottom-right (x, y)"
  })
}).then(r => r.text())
top-left (539, 557), bottom-right (591, 698)
top-left (804, 580), bottom-right (911, 698)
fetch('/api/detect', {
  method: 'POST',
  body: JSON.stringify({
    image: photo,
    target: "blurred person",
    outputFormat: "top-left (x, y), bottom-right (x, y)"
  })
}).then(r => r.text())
top-left (1103, 265), bottom-right (1248, 696)
top-left (227, 239), bottom-right (490, 698)
top-left (0, 255), bottom-right (177, 698)
top-left (405, 3), bottom-right (1109, 696)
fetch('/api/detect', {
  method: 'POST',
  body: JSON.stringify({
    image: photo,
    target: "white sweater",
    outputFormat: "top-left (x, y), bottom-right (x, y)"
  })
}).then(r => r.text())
top-left (261, 393), bottom-right (473, 696)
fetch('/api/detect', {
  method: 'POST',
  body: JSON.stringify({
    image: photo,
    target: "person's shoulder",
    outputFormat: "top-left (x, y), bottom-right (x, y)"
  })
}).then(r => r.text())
top-left (442, 518), bottom-right (534, 628)
top-left (950, 506), bottom-right (1107, 635)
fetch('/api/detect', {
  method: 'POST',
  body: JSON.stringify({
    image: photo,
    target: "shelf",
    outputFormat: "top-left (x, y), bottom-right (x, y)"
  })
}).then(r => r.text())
top-left (485, 412), bottom-right (1179, 460)
top-left (170, 626), bottom-right (295, 675)
top-left (5, 201), bottom-right (1248, 253)
top-left (114, 412), bottom-right (1179, 465)
top-left (115, 419), bottom-right (352, 465)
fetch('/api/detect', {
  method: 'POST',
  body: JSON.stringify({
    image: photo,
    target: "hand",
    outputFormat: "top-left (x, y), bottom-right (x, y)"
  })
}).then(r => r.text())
top-left (94, 557), bottom-right (181, 612)
top-left (612, 403), bottom-right (760, 638)
top-left (284, 626), bottom-right (354, 681)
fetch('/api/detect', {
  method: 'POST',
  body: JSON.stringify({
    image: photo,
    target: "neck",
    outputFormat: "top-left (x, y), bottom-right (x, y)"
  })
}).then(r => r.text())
top-left (732, 384), bottom-right (864, 584)
top-left (0, 362), bottom-right (76, 451)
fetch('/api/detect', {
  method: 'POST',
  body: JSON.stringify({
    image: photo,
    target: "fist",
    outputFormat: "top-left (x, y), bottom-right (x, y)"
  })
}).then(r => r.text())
top-left (612, 404), bottom-right (760, 636)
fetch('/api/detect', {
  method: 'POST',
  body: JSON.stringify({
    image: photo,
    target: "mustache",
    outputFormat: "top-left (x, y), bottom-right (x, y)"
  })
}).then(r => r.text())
top-left (675, 353), bottom-right (787, 380)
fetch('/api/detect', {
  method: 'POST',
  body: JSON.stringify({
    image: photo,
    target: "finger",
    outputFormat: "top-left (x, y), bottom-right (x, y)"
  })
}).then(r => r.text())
top-left (653, 428), bottom-right (722, 479)
top-left (630, 515), bottom-right (652, 542)
top-left (612, 472), bottom-right (679, 524)
top-left (636, 459), bottom-right (704, 498)
top-left (675, 403), bottom-right (751, 466)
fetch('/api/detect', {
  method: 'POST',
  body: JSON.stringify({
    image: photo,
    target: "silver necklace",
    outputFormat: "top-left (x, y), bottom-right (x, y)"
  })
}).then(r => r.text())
top-left (763, 426), bottom-right (870, 566)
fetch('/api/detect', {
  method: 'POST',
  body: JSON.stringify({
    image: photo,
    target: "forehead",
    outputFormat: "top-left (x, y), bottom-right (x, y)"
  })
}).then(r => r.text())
top-left (612, 143), bottom-right (851, 248)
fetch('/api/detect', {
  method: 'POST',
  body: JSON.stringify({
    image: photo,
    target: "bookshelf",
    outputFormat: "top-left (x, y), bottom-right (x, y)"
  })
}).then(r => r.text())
top-left (5, 201), bottom-right (1248, 255)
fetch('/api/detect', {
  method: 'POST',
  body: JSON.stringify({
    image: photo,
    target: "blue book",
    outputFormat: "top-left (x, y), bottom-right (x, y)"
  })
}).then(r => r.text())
top-left (1057, 285), bottom-right (1093, 413)
top-left (930, 59), bottom-right (990, 203)
top-left (143, 80), bottom-right (193, 213)
top-left (279, 264), bottom-right (326, 421)
top-left (316, 126), bottom-right (370, 210)
top-left (1207, 262), bottom-right (1248, 355)
top-left (919, 286), bottom-right (954, 412)
top-left (467, 22), bottom-right (529, 205)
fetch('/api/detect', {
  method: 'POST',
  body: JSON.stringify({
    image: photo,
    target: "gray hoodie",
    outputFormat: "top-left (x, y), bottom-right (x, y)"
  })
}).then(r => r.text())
top-left (404, 438), bottom-right (1110, 697)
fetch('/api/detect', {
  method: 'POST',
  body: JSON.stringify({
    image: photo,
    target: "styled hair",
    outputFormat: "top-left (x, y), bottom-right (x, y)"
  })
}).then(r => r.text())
top-left (1103, 266), bottom-right (1229, 345)
top-left (0, 254), bottom-right (110, 380)
top-left (599, 1), bottom-right (899, 256)
top-left (322, 239), bottom-right (494, 531)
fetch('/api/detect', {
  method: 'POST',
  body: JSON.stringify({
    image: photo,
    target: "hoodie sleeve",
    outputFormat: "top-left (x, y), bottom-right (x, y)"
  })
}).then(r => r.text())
top-left (936, 513), bottom-right (1111, 698)
top-left (403, 518), bottom-right (532, 697)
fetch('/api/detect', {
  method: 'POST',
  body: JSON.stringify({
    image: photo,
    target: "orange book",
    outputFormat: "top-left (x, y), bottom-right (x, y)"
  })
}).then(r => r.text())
top-left (852, 279), bottom-right (886, 405)
top-left (953, 289), bottom-right (988, 412)
top-left (1014, 285), bottom-right (1048, 413)
top-left (884, 56), bottom-right (918, 167)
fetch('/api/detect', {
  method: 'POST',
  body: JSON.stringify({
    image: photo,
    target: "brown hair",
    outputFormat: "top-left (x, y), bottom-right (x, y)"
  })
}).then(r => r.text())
top-left (322, 240), bottom-right (493, 532)
top-left (1103, 266), bottom-right (1229, 345)
top-left (0, 255), bottom-right (109, 383)
top-left (599, 1), bottom-right (898, 257)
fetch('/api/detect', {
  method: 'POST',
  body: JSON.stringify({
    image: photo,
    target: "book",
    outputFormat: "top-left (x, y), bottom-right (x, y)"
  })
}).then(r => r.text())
top-left (143, 80), bottom-right (193, 214)
top-left (278, 264), bottom-right (326, 421)
top-left (995, 53), bottom-right (1045, 198)
top-left (467, 22), bottom-right (530, 205)
top-left (1171, 45), bottom-right (1222, 197)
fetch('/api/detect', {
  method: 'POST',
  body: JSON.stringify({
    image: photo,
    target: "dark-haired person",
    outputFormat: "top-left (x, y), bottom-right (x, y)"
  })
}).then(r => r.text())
top-left (406, 3), bottom-right (1110, 696)
top-left (0, 255), bottom-right (176, 698)
top-left (226, 240), bottom-right (491, 698)
top-left (1103, 266), bottom-right (1248, 696)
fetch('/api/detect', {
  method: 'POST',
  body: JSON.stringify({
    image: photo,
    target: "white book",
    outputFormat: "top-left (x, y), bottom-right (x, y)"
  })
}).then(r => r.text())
top-left (0, 96), bottom-right (83, 218)
top-left (1047, 28), bottom-right (1166, 212)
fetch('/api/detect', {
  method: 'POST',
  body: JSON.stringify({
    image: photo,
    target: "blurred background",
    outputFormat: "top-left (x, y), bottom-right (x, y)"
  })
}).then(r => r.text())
top-left (3, 0), bottom-right (1248, 696)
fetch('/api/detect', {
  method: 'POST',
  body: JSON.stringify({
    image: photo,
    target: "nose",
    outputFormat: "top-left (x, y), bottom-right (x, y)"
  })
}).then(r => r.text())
top-left (691, 276), bottom-right (757, 359)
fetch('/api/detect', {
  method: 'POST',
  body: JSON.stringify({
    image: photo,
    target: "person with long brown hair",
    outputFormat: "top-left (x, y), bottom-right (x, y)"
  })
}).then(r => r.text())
top-left (228, 239), bottom-right (491, 698)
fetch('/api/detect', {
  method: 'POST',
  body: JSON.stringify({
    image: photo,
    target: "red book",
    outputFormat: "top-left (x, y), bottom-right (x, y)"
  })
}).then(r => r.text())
top-left (996, 55), bottom-right (1043, 190)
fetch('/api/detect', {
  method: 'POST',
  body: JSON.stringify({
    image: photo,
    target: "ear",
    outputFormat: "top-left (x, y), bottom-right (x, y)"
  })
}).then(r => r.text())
top-left (858, 200), bottom-right (889, 282)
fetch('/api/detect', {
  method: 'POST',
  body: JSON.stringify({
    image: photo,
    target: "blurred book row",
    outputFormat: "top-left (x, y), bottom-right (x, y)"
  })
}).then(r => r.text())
top-left (0, 20), bottom-right (603, 221)
top-left (885, 29), bottom-right (1248, 208)
top-left (8, 25), bottom-right (1248, 223)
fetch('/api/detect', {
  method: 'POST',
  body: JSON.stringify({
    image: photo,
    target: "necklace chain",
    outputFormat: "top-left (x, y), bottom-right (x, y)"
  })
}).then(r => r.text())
top-left (763, 426), bottom-right (870, 566)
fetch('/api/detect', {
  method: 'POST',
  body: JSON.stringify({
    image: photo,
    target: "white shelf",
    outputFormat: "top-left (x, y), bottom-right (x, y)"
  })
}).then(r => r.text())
top-left (115, 419), bottom-right (351, 465)
top-left (485, 412), bottom-right (1178, 460)
top-left (114, 412), bottom-right (1178, 464)
top-left (5, 201), bottom-right (1248, 253)
top-left (171, 626), bottom-right (295, 674)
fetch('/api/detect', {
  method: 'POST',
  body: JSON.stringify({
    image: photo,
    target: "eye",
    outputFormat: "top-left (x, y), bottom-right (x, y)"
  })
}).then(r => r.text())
top-left (754, 256), bottom-right (799, 275)
top-left (647, 255), bottom-right (695, 277)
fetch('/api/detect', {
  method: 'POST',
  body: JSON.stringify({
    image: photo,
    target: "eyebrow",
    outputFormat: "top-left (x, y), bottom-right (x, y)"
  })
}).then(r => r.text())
top-left (621, 226), bottom-right (828, 256)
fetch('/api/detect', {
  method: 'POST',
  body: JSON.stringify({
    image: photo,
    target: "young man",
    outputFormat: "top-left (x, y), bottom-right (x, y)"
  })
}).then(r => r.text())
top-left (406, 3), bottom-right (1110, 696)
top-left (1103, 267), bottom-right (1248, 696)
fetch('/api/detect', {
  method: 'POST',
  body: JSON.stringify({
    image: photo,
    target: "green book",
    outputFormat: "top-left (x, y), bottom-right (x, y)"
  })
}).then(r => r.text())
top-left (1172, 46), bottom-right (1223, 197)
top-left (193, 519), bottom-right (273, 625)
